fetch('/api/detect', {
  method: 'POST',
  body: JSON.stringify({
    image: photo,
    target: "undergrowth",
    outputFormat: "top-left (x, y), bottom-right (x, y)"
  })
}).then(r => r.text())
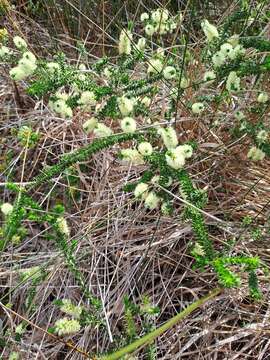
top-left (0, 1), bottom-right (270, 359)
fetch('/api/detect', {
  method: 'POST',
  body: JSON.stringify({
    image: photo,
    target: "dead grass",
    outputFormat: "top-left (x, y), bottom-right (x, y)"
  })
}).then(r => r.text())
top-left (1, 1), bottom-right (270, 359)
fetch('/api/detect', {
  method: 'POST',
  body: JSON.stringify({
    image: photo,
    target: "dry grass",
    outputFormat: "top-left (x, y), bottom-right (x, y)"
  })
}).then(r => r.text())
top-left (1, 1), bottom-right (270, 359)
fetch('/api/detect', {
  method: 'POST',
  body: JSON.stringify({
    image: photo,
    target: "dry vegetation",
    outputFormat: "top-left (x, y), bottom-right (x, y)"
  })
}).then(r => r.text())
top-left (1, 1), bottom-right (270, 359)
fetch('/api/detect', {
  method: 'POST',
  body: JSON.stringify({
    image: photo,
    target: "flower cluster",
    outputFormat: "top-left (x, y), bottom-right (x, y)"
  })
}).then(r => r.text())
top-left (119, 29), bottom-right (133, 55)
top-left (211, 35), bottom-right (245, 68)
top-left (56, 217), bottom-right (70, 236)
top-left (9, 37), bottom-right (37, 81)
top-left (1, 202), bottom-right (13, 216)
top-left (141, 8), bottom-right (179, 37)
top-left (54, 317), bottom-right (81, 336)
top-left (59, 299), bottom-right (83, 319)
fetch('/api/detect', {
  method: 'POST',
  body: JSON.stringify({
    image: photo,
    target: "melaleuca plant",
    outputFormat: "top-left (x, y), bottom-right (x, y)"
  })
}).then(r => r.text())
top-left (0, 6), bottom-right (268, 330)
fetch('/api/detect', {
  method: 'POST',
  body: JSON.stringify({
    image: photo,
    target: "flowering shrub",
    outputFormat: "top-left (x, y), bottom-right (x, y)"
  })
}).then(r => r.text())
top-left (1, 3), bottom-right (270, 359)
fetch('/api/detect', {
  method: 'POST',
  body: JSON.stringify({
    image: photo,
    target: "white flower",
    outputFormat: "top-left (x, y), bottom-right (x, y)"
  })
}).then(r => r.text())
top-left (151, 175), bottom-right (160, 184)
top-left (53, 99), bottom-right (72, 118)
top-left (154, 22), bottom-right (167, 35)
top-left (257, 92), bottom-right (268, 103)
top-left (1, 203), bottom-right (13, 216)
top-left (247, 146), bottom-right (265, 161)
top-left (140, 12), bottom-right (149, 22)
top-left (228, 44), bottom-right (245, 60)
top-left (180, 77), bottom-right (189, 89)
top-left (83, 117), bottom-right (97, 133)
top-left (151, 9), bottom-right (162, 22)
top-left (136, 37), bottom-right (146, 51)
top-left (22, 51), bottom-right (36, 63)
top-left (138, 142), bottom-right (153, 156)
top-left (60, 299), bottom-right (83, 319)
top-left (145, 24), bottom-right (155, 36)
top-left (134, 182), bottom-right (149, 198)
top-left (176, 144), bottom-right (193, 159)
top-left (165, 148), bottom-right (185, 169)
top-left (47, 62), bottom-right (60, 73)
top-left (158, 127), bottom-right (178, 149)
top-left (226, 71), bottom-right (240, 92)
top-left (201, 20), bottom-right (219, 42)
top-left (163, 66), bottom-right (176, 80)
top-left (257, 130), bottom-right (268, 142)
top-left (227, 34), bottom-right (239, 47)
top-left (220, 43), bottom-right (233, 56)
top-left (119, 29), bottom-right (132, 55)
top-left (78, 73), bottom-right (86, 81)
top-left (212, 51), bottom-right (226, 67)
top-left (56, 217), bottom-right (70, 236)
top-left (147, 58), bottom-right (163, 74)
top-left (144, 191), bottom-right (160, 210)
top-left (117, 96), bottom-right (135, 116)
top-left (18, 58), bottom-right (37, 75)
top-left (9, 66), bottom-right (26, 81)
top-left (192, 242), bottom-right (205, 256)
top-left (120, 117), bottom-right (137, 133)
top-left (121, 149), bottom-right (144, 165)
top-left (15, 323), bottom-right (25, 335)
top-left (152, 8), bottom-right (169, 23)
top-left (13, 36), bottom-right (27, 49)
top-left (203, 70), bottom-right (216, 83)
top-left (78, 63), bottom-right (86, 70)
top-left (192, 102), bottom-right (205, 114)
top-left (0, 45), bottom-right (12, 57)
top-left (141, 96), bottom-right (151, 107)
top-left (55, 91), bottom-right (69, 101)
top-left (94, 123), bottom-right (113, 137)
top-left (54, 318), bottom-right (81, 336)
top-left (78, 91), bottom-right (96, 107)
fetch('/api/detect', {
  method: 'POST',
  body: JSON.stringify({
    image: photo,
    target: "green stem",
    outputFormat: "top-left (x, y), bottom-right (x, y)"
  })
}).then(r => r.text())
top-left (99, 288), bottom-right (221, 360)
top-left (28, 132), bottom-right (141, 191)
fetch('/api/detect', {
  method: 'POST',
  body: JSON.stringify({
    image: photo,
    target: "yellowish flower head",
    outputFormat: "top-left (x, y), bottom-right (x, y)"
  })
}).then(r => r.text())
top-left (226, 71), bottom-right (240, 92)
top-left (83, 117), bottom-right (98, 134)
top-left (56, 217), bottom-right (70, 236)
top-left (165, 148), bottom-right (185, 170)
top-left (203, 70), bottom-right (216, 83)
top-left (120, 117), bottom-right (137, 133)
top-left (138, 142), bottom-right (153, 156)
top-left (134, 182), bottom-right (149, 199)
top-left (201, 20), bottom-right (219, 42)
top-left (145, 24), bottom-right (155, 36)
top-left (147, 58), bottom-right (163, 75)
top-left (192, 102), bottom-right (205, 114)
top-left (13, 36), bottom-right (27, 49)
top-left (94, 123), bottom-right (113, 138)
top-left (60, 299), bottom-right (83, 319)
top-left (158, 127), bottom-right (178, 149)
top-left (247, 146), bottom-right (265, 161)
top-left (54, 318), bottom-right (81, 336)
top-left (118, 29), bottom-right (132, 55)
top-left (117, 96), bottom-right (135, 116)
top-left (257, 92), bottom-right (268, 103)
top-left (1, 202), bottom-right (13, 216)
top-left (163, 66), bottom-right (176, 80)
top-left (120, 149), bottom-right (144, 165)
top-left (144, 191), bottom-right (160, 210)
